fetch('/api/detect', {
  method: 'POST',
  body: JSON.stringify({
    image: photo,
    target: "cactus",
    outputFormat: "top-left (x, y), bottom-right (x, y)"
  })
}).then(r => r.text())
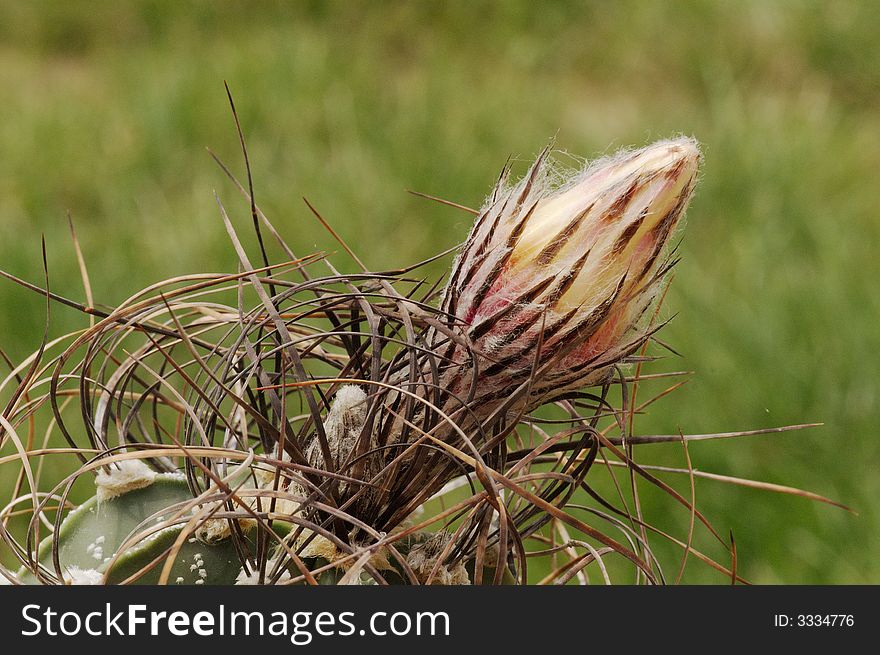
top-left (21, 474), bottom-right (247, 584)
top-left (0, 119), bottom-right (840, 586)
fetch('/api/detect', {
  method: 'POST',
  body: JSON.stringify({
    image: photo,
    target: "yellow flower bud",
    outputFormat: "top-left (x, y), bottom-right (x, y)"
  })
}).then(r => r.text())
top-left (441, 137), bottom-right (701, 406)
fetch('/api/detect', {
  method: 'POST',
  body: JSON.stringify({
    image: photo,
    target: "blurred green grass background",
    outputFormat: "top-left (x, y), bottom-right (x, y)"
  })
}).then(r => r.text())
top-left (1, 1), bottom-right (877, 583)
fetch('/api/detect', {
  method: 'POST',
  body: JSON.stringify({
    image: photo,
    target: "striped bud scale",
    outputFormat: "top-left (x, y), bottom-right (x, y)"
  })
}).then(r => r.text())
top-left (440, 137), bottom-right (701, 409)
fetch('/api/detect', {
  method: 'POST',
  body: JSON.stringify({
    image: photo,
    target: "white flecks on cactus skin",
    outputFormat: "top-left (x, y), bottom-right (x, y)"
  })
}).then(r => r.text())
top-left (86, 536), bottom-right (106, 561)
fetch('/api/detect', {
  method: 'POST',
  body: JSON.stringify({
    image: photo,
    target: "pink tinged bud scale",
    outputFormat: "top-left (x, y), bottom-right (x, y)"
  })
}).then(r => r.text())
top-left (441, 137), bottom-right (702, 409)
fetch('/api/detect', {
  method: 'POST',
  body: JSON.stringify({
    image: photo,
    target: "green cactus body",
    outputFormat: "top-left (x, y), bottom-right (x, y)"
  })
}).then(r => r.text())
top-left (20, 474), bottom-right (262, 584)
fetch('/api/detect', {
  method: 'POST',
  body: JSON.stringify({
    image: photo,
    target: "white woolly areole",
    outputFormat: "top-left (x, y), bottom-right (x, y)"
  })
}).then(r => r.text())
top-left (95, 459), bottom-right (157, 503)
top-left (254, 449), bottom-right (291, 487)
top-left (406, 532), bottom-right (471, 585)
top-left (235, 558), bottom-right (292, 585)
top-left (234, 568), bottom-right (261, 585)
top-left (194, 514), bottom-right (257, 544)
top-left (195, 517), bottom-right (235, 544)
top-left (64, 566), bottom-right (103, 585)
top-left (235, 534), bottom-right (395, 585)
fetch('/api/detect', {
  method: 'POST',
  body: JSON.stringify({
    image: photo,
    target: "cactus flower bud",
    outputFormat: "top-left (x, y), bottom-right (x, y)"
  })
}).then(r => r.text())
top-left (440, 137), bottom-right (701, 409)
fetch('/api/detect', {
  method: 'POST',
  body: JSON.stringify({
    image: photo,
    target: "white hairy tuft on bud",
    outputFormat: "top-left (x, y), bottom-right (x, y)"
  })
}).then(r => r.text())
top-left (306, 384), bottom-right (368, 469)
